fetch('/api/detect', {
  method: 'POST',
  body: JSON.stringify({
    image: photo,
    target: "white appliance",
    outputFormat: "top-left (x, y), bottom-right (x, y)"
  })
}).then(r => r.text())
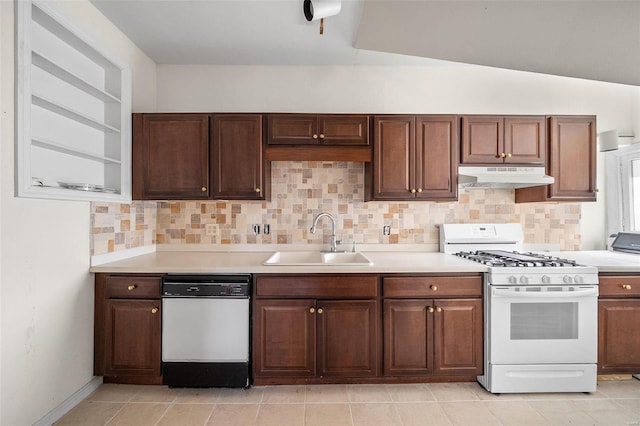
top-left (440, 223), bottom-right (599, 393)
top-left (458, 166), bottom-right (554, 189)
top-left (162, 274), bottom-right (251, 388)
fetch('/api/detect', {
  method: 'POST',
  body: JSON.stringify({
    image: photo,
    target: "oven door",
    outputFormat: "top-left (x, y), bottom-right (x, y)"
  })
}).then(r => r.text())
top-left (488, 285), bottom-right (598, 364)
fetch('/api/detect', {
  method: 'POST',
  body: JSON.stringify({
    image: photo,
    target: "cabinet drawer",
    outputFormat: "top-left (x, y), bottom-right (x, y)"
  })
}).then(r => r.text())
top-left (106, 276), bottom-right (161, 299)
top-left (255, 275), bottom-right (379, 298)
top-left (383, 276), bottom-right (482, 298)
top-left (599, 276), bottom-right (640, 297)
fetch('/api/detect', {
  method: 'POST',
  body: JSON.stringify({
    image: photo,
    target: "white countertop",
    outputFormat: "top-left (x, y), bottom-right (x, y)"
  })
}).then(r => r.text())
top-left (548, 250), bottom-right (640, 273)
top-left (89, 251), bottom-right (488, 274)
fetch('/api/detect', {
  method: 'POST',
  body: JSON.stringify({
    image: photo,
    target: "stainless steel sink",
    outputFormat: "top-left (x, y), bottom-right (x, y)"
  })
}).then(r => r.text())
top-left (263, 251), bottom-right (373, 266)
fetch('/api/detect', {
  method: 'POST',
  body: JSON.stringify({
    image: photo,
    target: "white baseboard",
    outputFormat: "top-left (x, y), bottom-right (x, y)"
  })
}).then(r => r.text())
top-left (34, 376), bottom-right (103, 426)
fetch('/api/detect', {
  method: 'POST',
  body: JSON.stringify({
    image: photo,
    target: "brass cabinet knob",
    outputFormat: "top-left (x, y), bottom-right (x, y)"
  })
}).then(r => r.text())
top-left (151, 307), bottom-right (158, 314)
top-left (319, 133), bottom-right (325, 139)
top-left (312, 134), bottom-right (318, 139)
top-left (317, 308), bottom-right (324, 314)
top-left (428, 307), bottom-right (434, 313)
top-left (507, 153), bottom-right (512, 158)
top-left (127, 284), bottom-right (137, 291)
top-left (255, 188), bottom-right (261, 193)
top-left (410, 189), bottom-right (416, 194)
top-left (201, 186), bottom-right (207, 192)
top-left (310, 307), bottom-right (316, 314)
top-left (430, 285), bottom-right (438, 291)
top-left (417, 188), bottom-right (423, 193)
top-left (436, 307), bottom-right (443, 313)
top-left (622, 284), bottom-right (632, 290)
top-left (500, 152), bottom-right (507, 158)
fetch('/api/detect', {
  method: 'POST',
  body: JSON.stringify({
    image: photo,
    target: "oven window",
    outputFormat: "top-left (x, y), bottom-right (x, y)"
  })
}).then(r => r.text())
top-left (511, 302), bottom-right (579, 340)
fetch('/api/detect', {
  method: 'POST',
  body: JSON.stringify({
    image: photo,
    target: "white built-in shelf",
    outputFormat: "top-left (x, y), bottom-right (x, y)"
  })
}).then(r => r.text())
top-left (32, 137), bottom-right (122, 165)
top-left (31, 51), bottom-right (121, 103)
top-left (16, 0), bottom-right (131, 202)
top-left (31, 93), bottom-right (121, 133)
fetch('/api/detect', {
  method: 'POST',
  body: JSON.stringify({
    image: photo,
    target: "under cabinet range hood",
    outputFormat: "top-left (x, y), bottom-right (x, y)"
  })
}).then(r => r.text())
top-left (458, 166), bottom-right (554, 189)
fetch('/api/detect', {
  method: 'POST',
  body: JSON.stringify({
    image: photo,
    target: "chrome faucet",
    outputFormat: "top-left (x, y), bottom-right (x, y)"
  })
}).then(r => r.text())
top-left (309, 212), bottom-right (337, 252)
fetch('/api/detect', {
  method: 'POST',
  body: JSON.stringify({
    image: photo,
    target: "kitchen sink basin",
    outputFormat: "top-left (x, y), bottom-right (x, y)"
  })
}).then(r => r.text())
top-left (263, 251), bottom-right (373, 266)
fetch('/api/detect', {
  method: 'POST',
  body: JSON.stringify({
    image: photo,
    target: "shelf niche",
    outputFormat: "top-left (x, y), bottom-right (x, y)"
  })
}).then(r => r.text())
top-left (16, 0), bottom-right (132, 202)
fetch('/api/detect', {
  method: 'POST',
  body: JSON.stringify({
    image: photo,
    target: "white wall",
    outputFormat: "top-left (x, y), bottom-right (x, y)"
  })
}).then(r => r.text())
top-left (157, 64), bottom-right (639, 250)
top-left (0, 1), bottom-right (155, 424)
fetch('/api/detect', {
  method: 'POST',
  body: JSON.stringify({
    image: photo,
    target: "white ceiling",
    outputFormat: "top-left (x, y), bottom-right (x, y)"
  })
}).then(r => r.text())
top-left (89, 0), bottom-right (640, 85)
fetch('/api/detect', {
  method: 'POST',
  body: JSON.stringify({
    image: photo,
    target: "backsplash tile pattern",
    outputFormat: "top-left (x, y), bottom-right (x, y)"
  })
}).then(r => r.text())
top-left (90, 162), bottom-right (581, 256)
top-left (153, 161), bottom-right (581, 250)
top-left (90, 201), bottom-right (157, 256)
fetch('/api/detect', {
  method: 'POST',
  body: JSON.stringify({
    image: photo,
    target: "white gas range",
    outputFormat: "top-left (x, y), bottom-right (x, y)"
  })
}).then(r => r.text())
top-left (440, 223), bottom-right (599, 394)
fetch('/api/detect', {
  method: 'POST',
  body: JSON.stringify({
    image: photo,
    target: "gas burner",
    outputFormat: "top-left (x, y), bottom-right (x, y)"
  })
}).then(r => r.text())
top-left (454, 250), bottom-right (582, 268)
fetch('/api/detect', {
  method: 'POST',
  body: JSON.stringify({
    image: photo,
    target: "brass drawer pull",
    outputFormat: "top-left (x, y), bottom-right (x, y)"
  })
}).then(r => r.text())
top-left (430, 285), bottom-right (438, 291)
top-left (201, 186), bottom-right (207, 192)
top-left (127, 284), bottom-right (137, 291)
top-left (621, 284), bottom-right (632, 290)
top-left (151, 307), bottom-right (159, 314)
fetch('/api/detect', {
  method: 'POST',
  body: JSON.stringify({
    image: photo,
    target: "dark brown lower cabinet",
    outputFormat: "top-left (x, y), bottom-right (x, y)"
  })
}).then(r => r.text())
top-left (383, 275), bottom-right (483, 380)
top-left (95, 274), bottom-right (163, 384)
top-left (384, 299), bottom-right (482, 377)
top-left (598, 274), bottom-right (640, 374)
top-left (252, 275), bottom-right (380, 384)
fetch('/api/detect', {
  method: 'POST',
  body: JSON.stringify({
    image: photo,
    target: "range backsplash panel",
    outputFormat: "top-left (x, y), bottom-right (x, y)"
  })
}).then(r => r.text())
top-left (90, 161), bottom-right (581, 256)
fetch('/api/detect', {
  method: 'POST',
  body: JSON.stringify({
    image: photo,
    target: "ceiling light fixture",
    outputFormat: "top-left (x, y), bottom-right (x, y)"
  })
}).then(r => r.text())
top-left (303, 0), bottom-right (341, 35)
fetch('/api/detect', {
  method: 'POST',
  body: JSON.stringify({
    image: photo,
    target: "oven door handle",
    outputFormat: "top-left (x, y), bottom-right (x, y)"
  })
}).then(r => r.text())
top-left (492, 287), bottom-right (598, 298)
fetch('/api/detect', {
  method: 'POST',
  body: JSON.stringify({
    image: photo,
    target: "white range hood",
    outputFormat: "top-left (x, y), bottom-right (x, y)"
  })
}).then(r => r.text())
top-left (458, 166), bottom-right (554, 189)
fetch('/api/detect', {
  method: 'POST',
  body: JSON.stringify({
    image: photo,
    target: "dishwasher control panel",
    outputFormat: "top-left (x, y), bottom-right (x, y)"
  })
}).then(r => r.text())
top-left (162, 274), bottom-right (251, 298)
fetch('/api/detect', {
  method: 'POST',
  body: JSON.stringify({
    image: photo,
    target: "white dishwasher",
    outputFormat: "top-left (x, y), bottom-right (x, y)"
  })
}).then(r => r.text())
top-left (161, 274), bottom-right (251, 387)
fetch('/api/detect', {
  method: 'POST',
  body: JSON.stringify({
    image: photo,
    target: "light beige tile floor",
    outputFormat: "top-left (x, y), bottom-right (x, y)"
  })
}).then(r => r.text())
top-left (55, 379), bottom-right (640, 426)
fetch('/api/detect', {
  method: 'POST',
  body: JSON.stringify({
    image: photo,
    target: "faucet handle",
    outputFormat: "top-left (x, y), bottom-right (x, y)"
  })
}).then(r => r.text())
top-left (335, 241), bottom-right (358, 252)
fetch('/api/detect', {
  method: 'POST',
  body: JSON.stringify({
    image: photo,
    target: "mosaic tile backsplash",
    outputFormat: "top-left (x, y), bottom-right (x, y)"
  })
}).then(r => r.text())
top-left (90, 161), bottom-right (582, 256)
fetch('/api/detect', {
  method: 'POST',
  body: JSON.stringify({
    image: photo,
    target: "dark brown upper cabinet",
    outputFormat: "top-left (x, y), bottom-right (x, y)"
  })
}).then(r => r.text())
top-left (133, 113), bottom-right (268, 200)
top-left (133, 113), bottom-right (210, 200)
top-left (267, 114), bottom-right (369, 146)
top-left (366, 115), bottom-right (458, 201)
top-left (461, 115), bottom-right (546, 165)
top-left (211, 114), bottom-right (268, 200)
top-left (516, 115), bottom-right (597, 203)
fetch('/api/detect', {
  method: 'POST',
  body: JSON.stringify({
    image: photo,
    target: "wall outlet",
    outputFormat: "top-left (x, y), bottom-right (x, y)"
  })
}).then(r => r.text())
top-left (205, 224), bottom-right (218, 236)
top-left (252, 224), bottom-right (261, 235)
top-left (383, 225), bottom-right (391, 236)
top-left (263, 224), bottom-right (270, 235)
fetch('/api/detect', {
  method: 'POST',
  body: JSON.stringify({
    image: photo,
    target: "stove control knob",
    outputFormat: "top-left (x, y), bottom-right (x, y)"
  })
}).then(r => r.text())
top-left (519, 276), bottom-right (529, 284)
top-left (563, 275), bottom-right (573, 284)
top-left (574, 275), bottom-right (584, 284)
top-left (509, 276), bottom-right (518, 284)
top-left (541, 275), bottom-right (551, 284)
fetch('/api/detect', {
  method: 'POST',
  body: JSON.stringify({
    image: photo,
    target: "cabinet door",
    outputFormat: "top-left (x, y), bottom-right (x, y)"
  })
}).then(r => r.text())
top-left (211, 115), bottom-right (266, 200)
top-left (318, 115), bottom-right (369, 146)
top-left (371, 116), bottom-right (415, 200)
top-left (384, 300), bottom-right (434, 376)
top-left (415, 116), bottom-right (458, 200)
top-left (432, 299), bottom-right (483, 376)
top-left (253, 299), bottom-right (316, 377)
top-left (104, 299), bottom-right (161, 376)
top-left (504, 116), bottom-right (545, 164)
top-left (598, 299), bottom-right (640, 373)
top-left (460, 116), bottom-right (504, 164)
top-left (547, 115), bottom-right (597, 201)
top-left (267, 114), bottom-right (318, 145)
top-left (135, 114), bottom-right (210, 199)
top-left (317, 300), bottom-right (379, 377)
